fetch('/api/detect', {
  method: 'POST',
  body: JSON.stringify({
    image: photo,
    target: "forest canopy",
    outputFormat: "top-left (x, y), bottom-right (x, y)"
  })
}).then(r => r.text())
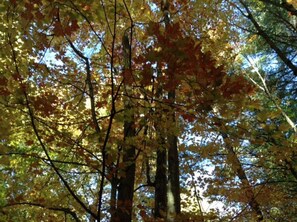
top-left (0, 0), bottom-right (296, 221)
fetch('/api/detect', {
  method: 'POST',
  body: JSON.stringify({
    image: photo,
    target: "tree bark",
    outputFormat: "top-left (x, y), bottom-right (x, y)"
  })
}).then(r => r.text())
top-left (154, 59), bottom-right (167, 219)
top-left (167, 91), bottom-right (181, 220)
top-left (162, 0), bottom-right (181, 219)
top-left (116, 138), bottom-right (136, 222)
top-left (110, 177), bottom-right (118, 222)
top-left (114, 31), bottom-right (136, 222)
top-left (155, 146), bottom-right (167, 218)
top-left (154, 82), bottom-right (167, 218)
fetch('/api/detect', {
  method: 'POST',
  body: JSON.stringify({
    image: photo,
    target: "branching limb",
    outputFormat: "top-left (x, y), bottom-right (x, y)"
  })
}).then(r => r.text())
top-left (2, 202), bottom-right (81, 222)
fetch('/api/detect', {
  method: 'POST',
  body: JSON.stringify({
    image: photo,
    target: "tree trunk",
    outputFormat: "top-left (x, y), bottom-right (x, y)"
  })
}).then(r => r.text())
top-left (110, 176), bottom-right (118, 222)
top-left (167, 91), bottom-right (181, 220)
top-left (116, 138), bottom-right (136, 222)
top-left (154, 64), bottom-right (168, 219)
top-left (114, 31), bottom-right (136, 222)
top-left (222, 133), bottom-right (263, 221)
top-left (162, 0), bottom-right (181, 219)
top-left (155, 123), bottom-right (167, 218)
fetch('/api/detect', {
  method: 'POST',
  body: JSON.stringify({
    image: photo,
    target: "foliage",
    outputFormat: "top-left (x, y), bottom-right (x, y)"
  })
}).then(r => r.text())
top-left (0, 0), bottom-right (296, 221)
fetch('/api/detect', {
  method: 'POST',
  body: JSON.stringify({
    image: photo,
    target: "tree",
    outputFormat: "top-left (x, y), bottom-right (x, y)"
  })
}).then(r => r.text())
top-left (1, 0), bottom-right (296, 221)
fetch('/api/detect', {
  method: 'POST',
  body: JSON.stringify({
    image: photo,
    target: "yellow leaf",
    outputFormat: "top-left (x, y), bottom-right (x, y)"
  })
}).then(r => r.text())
top-left (279, 123), bottom-right (291, 131)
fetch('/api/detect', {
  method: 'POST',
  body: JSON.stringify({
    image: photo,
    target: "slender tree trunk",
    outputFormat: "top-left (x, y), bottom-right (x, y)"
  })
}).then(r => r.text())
top-left (161, 0), bottom-right (181, 219)
top-left (222, 133), bottom-right (263, 221)
top-left (167, 91), bottom-right (181, 220)
top-left (154, 83), bottom-right (168, 218)
top-left (110, 176), bottom-right (118, 222)
top-left (155, 147), bottom-right (167, 218)
top-left (154, 63), bottom-right (168, 218)
top-left (114, 31), bottom-right (136, 222)
top-left (116, 137), bottom-right (136, 221)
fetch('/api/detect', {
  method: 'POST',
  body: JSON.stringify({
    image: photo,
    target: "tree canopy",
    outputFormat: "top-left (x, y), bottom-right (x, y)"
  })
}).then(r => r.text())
top-left (0, 0), bottom-right (296, 221)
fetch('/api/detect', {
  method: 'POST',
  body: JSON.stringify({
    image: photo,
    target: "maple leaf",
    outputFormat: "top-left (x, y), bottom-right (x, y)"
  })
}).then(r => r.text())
top-left (53, 21), bottom-right (64, 36)
top-left (65, 19), bottom-right (80, 35)
top-left (122, 69), bottom-right (134, 85)
top-left (181, 113), bottom-right (196, 122)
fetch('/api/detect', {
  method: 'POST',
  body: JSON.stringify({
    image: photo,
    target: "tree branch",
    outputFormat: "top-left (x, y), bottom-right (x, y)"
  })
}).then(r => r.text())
top-left (239, 0), bottom-right (297, 76)
top-left (8, 32), bottom-right (98, 221)
top-left (259, 0), bottom-right (297, 16)
top-left (3, 202), bottom-right (81, 222)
